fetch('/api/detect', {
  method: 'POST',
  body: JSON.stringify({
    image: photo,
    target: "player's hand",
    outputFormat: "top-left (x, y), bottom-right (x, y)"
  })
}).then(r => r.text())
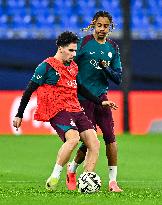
top-left (101, 101), bottom-right (118, 110)
top-left (99, 59), bottom-right (107, 69)
top-left (13, 117), bottom-right (22, 131)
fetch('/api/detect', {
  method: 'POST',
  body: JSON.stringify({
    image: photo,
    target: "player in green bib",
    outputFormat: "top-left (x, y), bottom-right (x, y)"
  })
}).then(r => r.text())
top-left (66, 11), bottom-right (123, 192)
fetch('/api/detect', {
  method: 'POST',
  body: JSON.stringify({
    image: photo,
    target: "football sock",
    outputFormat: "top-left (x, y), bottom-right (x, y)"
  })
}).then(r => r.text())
top-left (109, 166), bottom-right (117, 182)
top-left (51, 163), bottom-right (63, 179)
top-left (69, 160), bottom-right (79, 173)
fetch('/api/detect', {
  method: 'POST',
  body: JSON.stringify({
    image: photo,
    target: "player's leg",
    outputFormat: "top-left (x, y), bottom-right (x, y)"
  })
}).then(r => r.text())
top-left (66, 111), bottom-right (99, 190)
top-left (56, 129), bottom-right (80, 166)
top-left (69, 143), bottom-right (87, 169)
top-left (95, 94), bottom-right (123, 192)
top-left (77, 111), bottom-right (100, 171)
top-left (79, 129), bottom-right (100, 172)
top-left (46, 110), bottom-right (80, 191)
top-left (66, 143), bottom-right (87, 190)
top-left (68, 100), bottom-right (96, 173)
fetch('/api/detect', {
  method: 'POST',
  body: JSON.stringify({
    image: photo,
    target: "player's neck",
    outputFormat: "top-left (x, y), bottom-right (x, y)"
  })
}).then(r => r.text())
top-left (93, 34), bottom-right (106, 44)
top-left (54, 53), bottom-right (63, 63)
top-left (54, 53), bottom-right (70, 65)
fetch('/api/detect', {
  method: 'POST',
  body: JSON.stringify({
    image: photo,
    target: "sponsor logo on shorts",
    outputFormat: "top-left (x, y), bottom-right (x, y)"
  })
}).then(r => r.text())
top-left (70, 119), bottom-right (76, 126)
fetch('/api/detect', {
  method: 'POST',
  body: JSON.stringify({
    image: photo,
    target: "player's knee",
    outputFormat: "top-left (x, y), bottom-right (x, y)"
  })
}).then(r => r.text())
top-left (67, 136), bottom-right (80, 150)
top-left (90, 138), bottom-right (100, 153)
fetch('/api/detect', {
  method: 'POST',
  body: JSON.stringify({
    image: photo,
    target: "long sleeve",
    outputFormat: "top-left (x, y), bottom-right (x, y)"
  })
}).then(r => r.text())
top-left (16, 61), bottom-right (60, 118)
top-left (77, 83), bottom-right (102, 105)
top-left (102, 67), bottom-right (122, 85)
top-left (15, 81), bottom-right (39, 118)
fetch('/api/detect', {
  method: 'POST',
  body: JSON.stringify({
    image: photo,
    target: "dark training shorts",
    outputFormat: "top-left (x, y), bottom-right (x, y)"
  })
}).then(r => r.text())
top-left (50, 110), bottom-right (94, 142)
top-left (79, 93), bottom-right (116, 145)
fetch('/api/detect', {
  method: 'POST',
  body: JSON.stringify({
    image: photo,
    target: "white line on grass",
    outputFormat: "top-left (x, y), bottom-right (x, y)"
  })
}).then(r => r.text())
top-left (119, 180), bottom-right (162, 183)
top-left (0, 180), bottom-right (162, 183)
top-left (0, 181), bottom-right (41, 183)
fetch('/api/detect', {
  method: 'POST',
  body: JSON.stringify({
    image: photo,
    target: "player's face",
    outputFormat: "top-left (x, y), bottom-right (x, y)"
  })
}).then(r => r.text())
top-left (61, 43), bottom-right (77, 63)
top-left (94, 17), bottom-right (110, 39)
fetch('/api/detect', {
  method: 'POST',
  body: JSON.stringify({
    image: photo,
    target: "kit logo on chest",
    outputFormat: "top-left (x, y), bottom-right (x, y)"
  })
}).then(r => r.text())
top-left (108, 52), bottom-right (112, 58)
top-left (89, 51), bottom-right (95, 55)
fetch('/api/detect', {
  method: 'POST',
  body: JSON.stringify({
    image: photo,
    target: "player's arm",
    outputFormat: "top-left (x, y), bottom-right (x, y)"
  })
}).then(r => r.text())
top-left (99, 59), bottom-right (122, 85)
top-left (77, 83), bottom-right (102, 105)
top-left (99, 44), bottom-right (122, 85)
top-left (77, 83), bottom-right (118, 110)
top-left (13, 62), bottom-right (55, 130)
top-left (15, 81), bottom-right (39, 119)
top-left (13, 80), bottom-right (39, 130)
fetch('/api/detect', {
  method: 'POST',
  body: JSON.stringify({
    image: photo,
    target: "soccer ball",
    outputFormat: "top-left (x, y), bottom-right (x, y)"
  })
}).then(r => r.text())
top-left (78, 172), bottom-right (101, 193)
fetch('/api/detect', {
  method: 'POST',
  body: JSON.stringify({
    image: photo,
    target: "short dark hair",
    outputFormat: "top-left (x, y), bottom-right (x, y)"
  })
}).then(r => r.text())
top-left (56, 31), bottom-right (79, 47)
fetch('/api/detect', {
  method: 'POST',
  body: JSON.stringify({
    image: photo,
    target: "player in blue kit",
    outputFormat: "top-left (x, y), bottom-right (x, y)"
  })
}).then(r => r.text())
top-left (66, 11), bottom-right (123, 192)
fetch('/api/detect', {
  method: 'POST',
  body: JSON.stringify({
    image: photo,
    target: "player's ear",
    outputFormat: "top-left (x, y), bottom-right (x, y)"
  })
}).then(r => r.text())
top-left (58, 46), bottom-right (63, 53)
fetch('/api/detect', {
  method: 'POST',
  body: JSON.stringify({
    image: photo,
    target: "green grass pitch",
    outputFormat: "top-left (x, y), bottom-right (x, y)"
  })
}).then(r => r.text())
top-left (0, 133), bottom-right (162, 205)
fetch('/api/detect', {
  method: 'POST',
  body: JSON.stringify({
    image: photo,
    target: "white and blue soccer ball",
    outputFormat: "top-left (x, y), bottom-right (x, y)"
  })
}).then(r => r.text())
top-left (78, 172), bottom-right (101, 193)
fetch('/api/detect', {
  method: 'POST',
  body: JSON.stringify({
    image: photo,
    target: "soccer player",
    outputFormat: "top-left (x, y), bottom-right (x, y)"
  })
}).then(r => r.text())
top-left (13, 31), bottom-right (117, 191)
top-left (66, 11), bottom-right (123, 192)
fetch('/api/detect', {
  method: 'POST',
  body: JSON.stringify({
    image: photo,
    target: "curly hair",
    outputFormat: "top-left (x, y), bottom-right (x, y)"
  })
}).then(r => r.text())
top-left (56, 31), bottom-right (79, 47)
top-left (82, 11), bottom-right (114, 33)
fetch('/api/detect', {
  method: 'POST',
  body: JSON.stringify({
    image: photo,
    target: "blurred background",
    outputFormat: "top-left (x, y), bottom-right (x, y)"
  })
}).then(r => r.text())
top-left (0, 0), bottom-right (162, 135)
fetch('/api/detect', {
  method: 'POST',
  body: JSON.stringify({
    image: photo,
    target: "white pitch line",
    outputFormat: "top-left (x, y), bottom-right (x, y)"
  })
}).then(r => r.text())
top-left (119, 180), bottom-right (162, 183)
top-left (0, 180), bottom-right (162, 183)
top-left (0, 181), bottom-right (43, 183)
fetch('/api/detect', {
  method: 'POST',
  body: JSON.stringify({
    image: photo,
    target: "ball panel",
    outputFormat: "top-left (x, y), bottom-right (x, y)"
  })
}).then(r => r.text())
top-left (78, 172), bottom-right (101, 193)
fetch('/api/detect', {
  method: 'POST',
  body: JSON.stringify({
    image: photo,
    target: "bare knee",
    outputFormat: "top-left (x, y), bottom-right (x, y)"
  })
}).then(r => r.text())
top-left (69, 137), bottom-right (80, 149)
top-left (86, 136), bottom-right (100, 153)
top-left (90, 138), bottom-right (100, 153)
top-left (65, 130), bottom-right (80, 150)
top-left (80, 129), bottom-right (100, 152)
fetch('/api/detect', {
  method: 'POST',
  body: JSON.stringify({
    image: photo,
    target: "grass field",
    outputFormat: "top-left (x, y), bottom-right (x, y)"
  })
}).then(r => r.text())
top-left (0, 133), bottom-right (162, 205)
